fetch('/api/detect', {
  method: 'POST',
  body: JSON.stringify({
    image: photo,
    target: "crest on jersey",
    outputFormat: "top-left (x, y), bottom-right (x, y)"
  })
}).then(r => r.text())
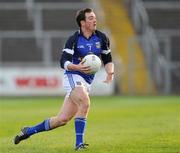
top-left (95, 42), bottom-right (101, 48)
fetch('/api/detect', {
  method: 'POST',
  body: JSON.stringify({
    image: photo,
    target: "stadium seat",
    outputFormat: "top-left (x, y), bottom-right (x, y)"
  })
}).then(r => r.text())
top-left (0, 0), bottom-right (25, 2)
top-left (2, 38), bottom-right (43, 62)
top-left (35, 0), bottom-right (84, 2)
top-left (147, 9), bottom-right (180, 29)
top-left (0, 9), bottom-right (33, 31)
top-left (142, 0), bottom-right (180, 93)
top-left (42, 9), bottom-right (78, 30)
top-left (51, 37), bottom-right (66, 62)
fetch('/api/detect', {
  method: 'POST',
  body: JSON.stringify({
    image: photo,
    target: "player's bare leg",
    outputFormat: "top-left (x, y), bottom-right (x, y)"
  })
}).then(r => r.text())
top-left (49, 96), bottom-right (78, 129)
top-left (70, 86), bottom-right (90, 118)
top-left (70, 86), bottom-right (90, 150)
top-left (14, 97), bottom-right (78, 144)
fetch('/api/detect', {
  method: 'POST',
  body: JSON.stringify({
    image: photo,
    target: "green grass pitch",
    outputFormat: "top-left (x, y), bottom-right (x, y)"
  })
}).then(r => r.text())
top-left (0, 96), bottom-right (180, 153)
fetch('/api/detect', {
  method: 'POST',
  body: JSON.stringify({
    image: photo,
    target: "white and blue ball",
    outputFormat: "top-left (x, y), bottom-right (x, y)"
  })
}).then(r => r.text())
top-left (82, 54), bottom-right (102, 74)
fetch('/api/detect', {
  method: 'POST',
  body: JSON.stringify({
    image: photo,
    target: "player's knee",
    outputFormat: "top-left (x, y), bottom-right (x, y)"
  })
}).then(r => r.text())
top-left (58, 115), bottom-right (71, 126)
top-left (60, 118), bottom-right (69, 125)
top-left (78, 101), bottom-right (90, 116)
top-left (78, 91), bottom-right (90, 104)
top-left (81, 102), bottom-right (90, 110)
top-left (79, 95), bottom-right (90, 104)
top-left (78, 94), bottom-right (90, 112)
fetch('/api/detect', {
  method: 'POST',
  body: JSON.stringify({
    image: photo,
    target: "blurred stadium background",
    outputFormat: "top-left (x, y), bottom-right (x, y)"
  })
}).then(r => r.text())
top-left (0, 0), bottom-right (180, 96)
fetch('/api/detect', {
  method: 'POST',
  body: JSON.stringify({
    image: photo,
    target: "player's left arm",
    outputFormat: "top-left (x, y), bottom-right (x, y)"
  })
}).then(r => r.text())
top-left (100, 34), bottom-right (114, 84)
top-left (101, 53), bottom-right (114, 84)
top-left (103, 62), bottom-right (114, 83)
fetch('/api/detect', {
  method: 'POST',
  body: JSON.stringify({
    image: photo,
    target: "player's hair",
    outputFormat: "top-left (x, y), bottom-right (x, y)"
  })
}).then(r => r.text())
top-left (76, 8), bottom-right (93, 27)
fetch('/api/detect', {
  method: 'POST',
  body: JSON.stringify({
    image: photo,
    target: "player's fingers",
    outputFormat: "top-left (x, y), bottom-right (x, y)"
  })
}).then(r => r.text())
top-left (81, 66), bottom-right (91, 71)
top-left (84, 70), bottom-right (92, 74)
top-left (80, 59), bottom-right (86, 64)
top-left (82, 68), bottom-right (92, 74)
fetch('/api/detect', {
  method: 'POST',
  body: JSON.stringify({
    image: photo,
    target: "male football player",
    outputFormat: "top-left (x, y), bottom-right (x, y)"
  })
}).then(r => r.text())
top-left (14, 8), bottom-right (114, 150)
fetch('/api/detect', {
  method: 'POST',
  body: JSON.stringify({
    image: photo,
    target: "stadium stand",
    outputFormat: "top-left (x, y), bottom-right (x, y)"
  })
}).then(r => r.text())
top-left (0, 1), bottom-right (89, 65)
top-left (0, 0), bottom-right (25, 2)
top-left (146, 6), bottom-right (180, 30)
top-left (42, 9), bottom-right (77, 30)
top-left (35, 0), bottom-right (84, 2)
top-left (0, 0), bottom-right (179, 94)
top-left (143, 0), bottom-right (180, 94)
top-left (125, 0), bottom-right (180, 94)
top-left (99, 0), bottom-right (155, 94)
top-left (0, 0), bottom-right (84, 2)
top-left (2, 38), bottom-right (43, 62)
top-left (0, 9), bottom-right (33, 31)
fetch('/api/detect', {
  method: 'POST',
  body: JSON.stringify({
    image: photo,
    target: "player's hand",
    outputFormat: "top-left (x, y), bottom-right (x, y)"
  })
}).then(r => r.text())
top-left (77, 60), bottom-right (92, 74)
top-left (103, 73), bottom-right (114, 84)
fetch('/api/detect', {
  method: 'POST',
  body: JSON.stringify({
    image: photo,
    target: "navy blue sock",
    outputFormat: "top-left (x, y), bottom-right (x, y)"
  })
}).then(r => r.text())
top-left (26, 119), bottom-right (51, 136)
top-left (75, 118), bottom-right (87, 147)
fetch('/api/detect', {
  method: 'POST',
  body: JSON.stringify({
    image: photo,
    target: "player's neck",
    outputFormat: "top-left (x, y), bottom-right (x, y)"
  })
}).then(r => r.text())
top-left (81, 28), bottom-right (94, 39)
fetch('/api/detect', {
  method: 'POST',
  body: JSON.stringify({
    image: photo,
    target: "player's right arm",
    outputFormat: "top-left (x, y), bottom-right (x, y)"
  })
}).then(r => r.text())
top-left (60, 35), bottom-right (91, 73)
top-left (66, 61), bottom-right (91, 74)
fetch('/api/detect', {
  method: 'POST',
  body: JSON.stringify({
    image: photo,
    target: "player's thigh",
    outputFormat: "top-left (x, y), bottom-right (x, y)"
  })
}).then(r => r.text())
top-left (58, 96), bottom-right (78, 119)
top-left (70, 86), bottom-right (90, 106)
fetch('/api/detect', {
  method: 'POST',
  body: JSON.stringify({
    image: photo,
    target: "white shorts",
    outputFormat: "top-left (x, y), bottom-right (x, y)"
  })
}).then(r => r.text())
top-left (63, 73), bottom-right (91, 97)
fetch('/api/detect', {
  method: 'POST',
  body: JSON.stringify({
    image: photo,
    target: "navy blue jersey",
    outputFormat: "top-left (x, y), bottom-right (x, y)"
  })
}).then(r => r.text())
top-left (60, 30), bottom-right (112, 84)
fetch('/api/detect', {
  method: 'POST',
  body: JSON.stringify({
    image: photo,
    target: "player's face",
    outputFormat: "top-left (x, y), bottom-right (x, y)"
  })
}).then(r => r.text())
top-left (84, 12), bottom-right (97, 32)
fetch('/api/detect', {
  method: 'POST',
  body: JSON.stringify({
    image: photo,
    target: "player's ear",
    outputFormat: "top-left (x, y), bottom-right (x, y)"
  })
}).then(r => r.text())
top-left (80, 20), bottom-right (85, 27)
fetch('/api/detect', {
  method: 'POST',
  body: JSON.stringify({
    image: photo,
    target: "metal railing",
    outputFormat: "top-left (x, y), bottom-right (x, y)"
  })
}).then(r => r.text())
top-left (128, 0), bottom-right (159, 94)
top-left (129, 0), bottom-right (180, 94)
top-left (156, 30), bottom-right (180, 93)
top-left (0, 2), bottom-right (89, 67)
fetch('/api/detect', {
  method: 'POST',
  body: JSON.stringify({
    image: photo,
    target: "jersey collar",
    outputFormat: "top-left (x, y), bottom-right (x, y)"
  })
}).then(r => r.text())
top-left (78, 29), bottom-right (96, 40)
